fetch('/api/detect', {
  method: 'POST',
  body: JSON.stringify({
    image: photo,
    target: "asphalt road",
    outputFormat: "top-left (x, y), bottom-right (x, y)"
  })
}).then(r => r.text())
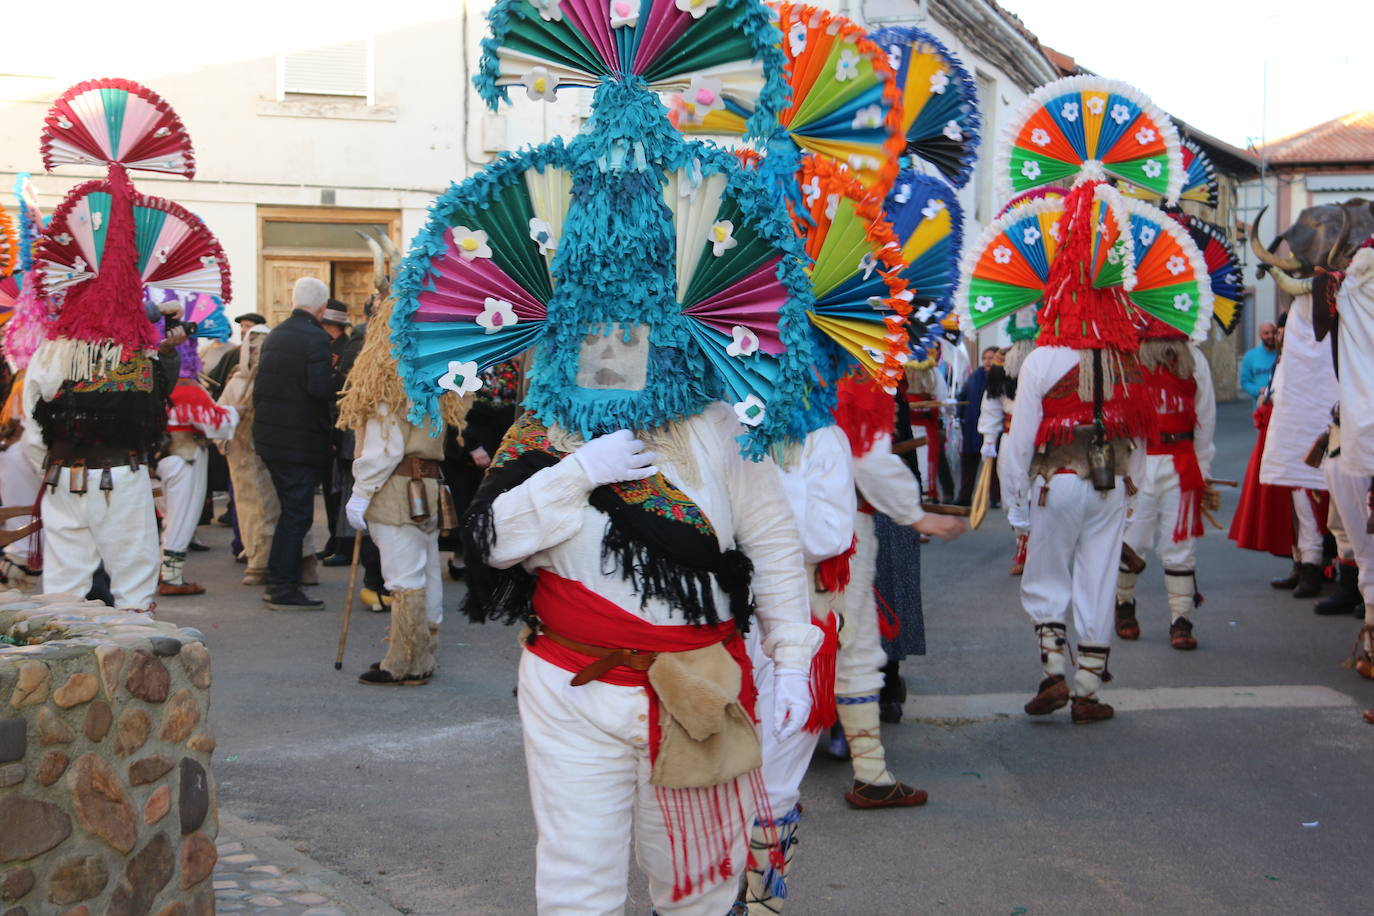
top-left (163, 399), bottom-right (1374, 915)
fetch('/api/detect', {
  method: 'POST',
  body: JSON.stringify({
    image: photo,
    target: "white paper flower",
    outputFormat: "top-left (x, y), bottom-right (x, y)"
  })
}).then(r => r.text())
top-left (992, 245), bottom-right (1012, 265)
top-left (154, 247), bottom-right (169, 264)
top-left (929, 69), bottom-right (949, 94)
top-left (521, 66), bottom-right (558, 102)
top-left (866, 296), bottom-right (886, 311)
top-left (1135, 126), bottom-right (1157, 146)
top-left (892, 182), bottom-right (912, 205)
top-left (1138, 225), bottom-right (1157, 247)
top-left (1166, 254), bottom-right (1188, 276)
top-left (734, 394), bottom-right (766, 427)
top-left (54, 232), bottom-right (72, 246)
top-left (1106, 244), bottom-right (1123, 265)
top-left (824, 194), bottom-right (840, 222)
top-left (476, 298), bottom-right (518, 334)
top-left (886, 45), bottom-right (902, 71)
top-left (847, 153), bottom-right (880, 173)
top-left (529, 218), bottom-right (557, 255)
top-left (1048, 222), bottom-right (1061, 241)
top-left (439, 360), bottom-right (484, 394)
top-left (835, 49), bottom-right (860, 82)
top-left (1061, 101), bottom-right (1079, 122)
top-left (200, 254), bottom-right (218, 267)
top-left (922, 198), bottom-right (946, 221)
top-left (726, 324), bottom-right (759, 357)
top-left (453, 227), bottom-right (493, 260)
top-left (973, 295), bottom-right (996, 313)
top-left (1030, 127), bottom-right (1052, 148)
top-left (1142, 159), bottom-right (1163, 179)
top-left (610, 0), bottom-right (638, 28)
top-left (675, 0), bottom-right (719, 19)
top-left (91, 211), bottom-right (103, 231)
top-left (851, 104), bottom-right (883, 130)
top-left (789, 22), bottom-right (808, 55)
top-left (709, 220), bottom-right (737, 257)
top-left (1087, 96), bottom-right (1106, 116)
top-left (1172, 293), bottom-right (1194, 312)
top-left (529, 0), bottom-right (562, 21)
top-left (942, 120), bottom-right (963, 141)
top-left (859, 252), bottom-right (879, 280)
top-left (802, 176), bottom-right (821, 208)
top-left (56, 115), bottom-right (73, 129)
top-left (1021, 160), bottom-right (1042, 180)
top-left (1106, 102), bottom-right (1131, 126)
top-left (1022, 226), bottom-right (1041, 246)
top-left (153, 126), bottom-right (170, 138)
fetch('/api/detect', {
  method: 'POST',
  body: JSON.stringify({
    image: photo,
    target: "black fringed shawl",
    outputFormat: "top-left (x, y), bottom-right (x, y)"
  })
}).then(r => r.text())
top-left (459, 415), bottom-right (754, 631)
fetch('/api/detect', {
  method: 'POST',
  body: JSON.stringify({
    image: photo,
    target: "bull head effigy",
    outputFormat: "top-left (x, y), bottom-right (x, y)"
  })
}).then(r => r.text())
top-left (1250, 199), bottom-right (1374, 279)
top-left (356, 227), bottom-right (402, 303)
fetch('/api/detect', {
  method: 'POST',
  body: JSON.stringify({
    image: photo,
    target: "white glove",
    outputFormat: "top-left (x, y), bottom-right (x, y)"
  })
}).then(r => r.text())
top-left (980, 439), bottom-right (998, 459)
top-left (572, 429), bottom-right (657, 486)
top-left (345, 495), bottom-right (370, 532)
top-left (771, 668), bottom-right (812, 740)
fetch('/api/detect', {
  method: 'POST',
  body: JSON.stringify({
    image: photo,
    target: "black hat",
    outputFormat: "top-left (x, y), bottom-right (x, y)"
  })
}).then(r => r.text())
top-left (236, 312), bottom-right (268, 326)
top-left (320, 299), bottom-right (351, 327)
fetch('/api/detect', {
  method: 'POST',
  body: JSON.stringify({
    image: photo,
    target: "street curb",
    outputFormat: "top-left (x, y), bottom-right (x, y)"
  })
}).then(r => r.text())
top-left (219, 810), bottom-right (406, 915)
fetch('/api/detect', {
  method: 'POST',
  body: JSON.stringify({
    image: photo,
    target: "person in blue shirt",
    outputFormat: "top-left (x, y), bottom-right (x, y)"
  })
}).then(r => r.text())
top-left (1239, 321), bottom-right (1279, 403)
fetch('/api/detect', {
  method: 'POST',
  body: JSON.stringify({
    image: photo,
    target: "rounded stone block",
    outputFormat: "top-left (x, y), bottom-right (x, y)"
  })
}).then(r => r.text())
top-left (46, 854), bottom-right (109, 905)
top-left (0, 764), bottom-right (22, 787)
top-left (159, 690), bottom-right (200, 745)
top-left (94, 646), bottom-right (125, 700)
top-left (34, 750), bottom-right (69, 787)
top-left (8, 663), bottom-right (49, 708)
top-left (0, 866), bottom-right (34, 901)
top-left (112, 709), bottom-right (150, 758)
top-left (143, 785), bottom-right (171, 825)
top-left (52, 674), bottom-right (98, 709)
top-left (128, 755), bottom-right (175, 786)
top-left (82, 701), bottom-right (111, 742)
top-left (178, 644), bottom-right (210, 690)
top-left (0, 719), bottom-right (25, 763)
top-left (185, 730), bottom-right (215, 755)
top-left (122, 833), bottom-right (173, 914)
top-left (124, 651), bottom-right (170, 704)
top-left (178, 833), bottom-right (215, 889)
top-left (178, 758), bottom-right (209, 835)
top-left (37, 707), bottom-right (75, 746)
top-left (0, 797), bottom-right (72, 862)
top-left (67, 754), bottom-right (138, 855)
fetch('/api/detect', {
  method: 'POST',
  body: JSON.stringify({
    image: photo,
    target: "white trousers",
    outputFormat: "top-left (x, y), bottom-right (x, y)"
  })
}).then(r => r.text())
top-left (748, 622), bottom-right (814, 820)
top-left (158, 449), bottom-right (207, 554)
top-left (371, 521), bottom-right (443, 625)
top-left (836, 512), bottom-right (886, 697)
top-left (0, 441), bottom-right (41, 562)
top-left (42, 466), bottom-right (159, 610)
top-left (1123, 454), bottom-right (1196, 570)
top-left (1325, 460), bottom-right (1374, 604)
top-left (1021, 475), bottom-right (1126, 646)
top-left (518, 650), bottom-right (746, 916)
top-left (1292, 489), bottom-right (1322, 564)
top-left (998, 450), bottom-right (1030, 535)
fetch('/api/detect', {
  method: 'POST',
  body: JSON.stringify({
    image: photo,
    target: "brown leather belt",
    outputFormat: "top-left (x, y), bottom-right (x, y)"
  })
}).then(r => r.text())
top-left (536, 626), bottom-right (658, 686)
top-left (47, 442), bottom-right (142, 469)
top-left (1158, 431), bottom-right (1194, 444)
top-left (402, 457), bottom-right (443, 478)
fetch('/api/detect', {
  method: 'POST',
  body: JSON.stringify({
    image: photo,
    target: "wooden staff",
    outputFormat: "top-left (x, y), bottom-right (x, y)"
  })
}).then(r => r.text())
top-left (891, 435), bottom-right (929, 455)
top-left (334, 530), bottom-right (364, 670)
top-left (969, 456), bottom-right (994, 529)
top-left (921, 503), bottom-right (970, 517)
top-left (905, 400), bottom-right (967, 410)
top-left (1205, 478), bottom-right (1239, 488)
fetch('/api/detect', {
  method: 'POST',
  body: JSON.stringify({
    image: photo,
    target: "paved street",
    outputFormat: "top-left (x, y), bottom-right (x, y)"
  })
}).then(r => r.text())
top-left (164, 399), bottom-right (1374, 915)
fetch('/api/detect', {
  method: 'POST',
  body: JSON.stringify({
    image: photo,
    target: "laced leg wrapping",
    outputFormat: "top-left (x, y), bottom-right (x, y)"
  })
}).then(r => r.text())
top-left (835, 694), bottom-right (894, 786)
top-left (1074, 644), bottom-right (1111, 699)
top-left (1115, 570), bottom-right (1139, 606)
top-left (380, 588), bottom-right (426, 678)
top-left (1035, 622), bottom-right (1068, 678)
top-left (745, 806), bottom-right (800, 914)
top-left (1164, 570), bottom-right (1196, 622)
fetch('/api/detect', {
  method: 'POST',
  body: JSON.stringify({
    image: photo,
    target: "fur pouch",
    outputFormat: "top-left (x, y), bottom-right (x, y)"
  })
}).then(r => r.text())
top-left (648, 642), bottom-right (761, 789)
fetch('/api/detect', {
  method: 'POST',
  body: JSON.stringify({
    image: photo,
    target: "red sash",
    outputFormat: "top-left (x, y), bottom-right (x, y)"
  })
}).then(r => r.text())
top-left (1143, 367), bottom-right (1204, 541)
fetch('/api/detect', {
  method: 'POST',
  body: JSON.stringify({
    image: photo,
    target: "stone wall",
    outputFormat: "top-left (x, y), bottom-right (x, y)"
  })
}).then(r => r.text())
top-left (0, 593), bottom-right (216, 916)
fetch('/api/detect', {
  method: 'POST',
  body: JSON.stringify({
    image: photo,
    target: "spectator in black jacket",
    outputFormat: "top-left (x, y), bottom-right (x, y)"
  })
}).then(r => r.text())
top-left (253, 278), bottom-right (335, 609)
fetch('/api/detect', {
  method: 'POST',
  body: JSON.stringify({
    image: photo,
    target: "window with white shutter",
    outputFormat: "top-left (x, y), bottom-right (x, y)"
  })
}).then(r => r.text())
top-left (278, 41), bottom-right (372, 102)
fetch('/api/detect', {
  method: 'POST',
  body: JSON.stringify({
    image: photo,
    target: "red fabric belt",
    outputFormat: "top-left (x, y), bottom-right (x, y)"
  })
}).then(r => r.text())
top-left (1147, 440), bottom-right (1205, 541)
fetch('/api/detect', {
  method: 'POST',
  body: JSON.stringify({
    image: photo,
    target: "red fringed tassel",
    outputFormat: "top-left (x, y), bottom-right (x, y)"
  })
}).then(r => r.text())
top-left (1036, 181), bottom-right (1140, 354)
top-left (834, 372), bottom-right (895, 457)
top-left (1173, 489), bottom-right (1204, 543)
top-left (49, 163), bottom-right (160, 357)
top-left (803, 611), bottom-right (839, 733)
top-left (815, 536), bottom-right (856, 593)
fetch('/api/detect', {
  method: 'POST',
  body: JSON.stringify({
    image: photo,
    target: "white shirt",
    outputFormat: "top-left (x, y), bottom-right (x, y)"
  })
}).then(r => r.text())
top-left (1336, 251), bottom-right (1374, 476)
top-left (486, 403), bottom-right (821, 671)
top-left (853, 433), bottom-right (926, 525)
top-left (1260, 295), bottom-right (1337, 489)
top-left (777, 425), bottom-right (857, 564)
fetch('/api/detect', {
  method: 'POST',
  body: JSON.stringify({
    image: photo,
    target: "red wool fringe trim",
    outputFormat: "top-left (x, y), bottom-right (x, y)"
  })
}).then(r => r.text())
top-left (1143, 366), bottom-right (1204, 542)
top-left (874, 587), bottom-right (901, 641)
top-left (834, 372), bottom-right (895, 457)
top-left (815, 535), bottom-right (856, 593)
top-left (1033, 356), bottom-right (1155, 449)
top-left (803, 610), bottom-right (839, 733)
top-left (1036, 181), bottom-right (1140, 353)
top-left (48, 164), bottom-right (160, 357)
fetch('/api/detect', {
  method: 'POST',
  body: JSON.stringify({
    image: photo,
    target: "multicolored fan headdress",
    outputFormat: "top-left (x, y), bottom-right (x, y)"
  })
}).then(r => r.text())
top-left (882, 170), bottom-right (962, 361)
top-left (0, 208), bottom-right (17, 279)
top-left (997, 75), bottom-right (1184, 205)
top-left (1184, 216), bottom-right (1242, 334)
top-left (3, 176), bottom-right (53, 371)
top-left (394, 0), bottom-right (820, 457)
top-left (672, 2), bottom-right (904, 195)
top-left (1120, 136), bottom-right (1218, 209)
top-left (36, 79), bottom-right (230, 378)
top-left (868, 26), bottom-right (980, 188)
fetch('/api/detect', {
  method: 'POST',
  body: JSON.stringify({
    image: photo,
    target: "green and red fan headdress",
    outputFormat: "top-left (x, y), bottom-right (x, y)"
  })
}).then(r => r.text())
top-left (36, 79), bottom-right (230, 379)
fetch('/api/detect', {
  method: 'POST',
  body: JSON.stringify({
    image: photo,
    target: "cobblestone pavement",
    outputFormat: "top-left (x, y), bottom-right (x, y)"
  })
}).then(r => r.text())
top-left (214, 812), bottom-right (403, 916)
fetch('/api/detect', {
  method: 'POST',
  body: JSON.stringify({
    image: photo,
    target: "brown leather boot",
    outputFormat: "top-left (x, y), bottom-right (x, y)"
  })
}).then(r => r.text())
top-left (1024, 675), bottom-right (1069, 715)
top-left (843, 780), bottom-right (928, 808)
top-left (1270, 563), bottom-right (1300, 589)
top-left (1291, 563), bottom-right (1324, 599)
top-left (1115, 600), bottom-right (1140, 640)
top-left (1070, 697), bottom-right (1115, 724)
top-left (1169, 617), bottom-right (1198, 650)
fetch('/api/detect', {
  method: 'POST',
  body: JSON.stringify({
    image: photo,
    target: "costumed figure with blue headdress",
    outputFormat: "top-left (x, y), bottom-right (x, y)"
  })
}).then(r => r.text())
top-left (22, 79), bottom-right (230, 610)
top-left (387, 0), bottom-right (832, 908)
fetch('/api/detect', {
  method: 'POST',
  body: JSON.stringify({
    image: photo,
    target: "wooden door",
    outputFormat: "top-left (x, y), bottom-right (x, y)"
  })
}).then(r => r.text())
top-left (263, 259), bottom-right (330, 325)
top-left (332, 261), bottom-right (375, 323)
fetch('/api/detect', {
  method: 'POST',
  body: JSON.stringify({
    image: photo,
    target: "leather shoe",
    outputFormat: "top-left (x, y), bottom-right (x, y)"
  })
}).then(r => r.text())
top-left (157, 581), bottom-right (205, 596)
top-left (1070, 697), bottom-right (1115, 724)
top-left (843, 779), bottom-right (927, 809)
top-left (1115, 600), bottom-right (1140, 640)
top-left (1271, 563), bottom-right (1300, 589)
top-left (1169, 617), bottom-right (1198, 650)
top-left (265, 589), bottom-right (324, 611)
top-left (320, 554), bottom-right (351, 567)
top-left (1363, 709), bottom-right (1374, 726)
top-left (1024, 675), bottom-right (1069, 716)
top-left (1292, 563), bottom-right (1324, 599)
top-left (358, 667), bottom-right (428, 686)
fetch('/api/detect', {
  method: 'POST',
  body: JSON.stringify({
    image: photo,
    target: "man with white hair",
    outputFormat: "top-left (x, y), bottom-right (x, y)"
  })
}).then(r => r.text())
top-left (252, 277), bottom-right (338, 610)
